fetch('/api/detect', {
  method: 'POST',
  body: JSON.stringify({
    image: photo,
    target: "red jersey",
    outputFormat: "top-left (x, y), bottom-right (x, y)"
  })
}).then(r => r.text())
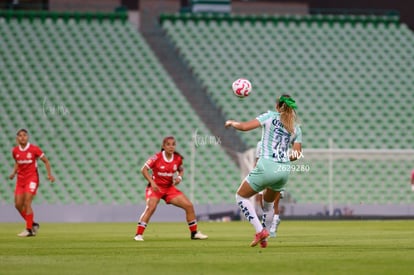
top-left (12, 143), bottom-right (44, 180)
top-left (145, 151), bottom-right (183, 187)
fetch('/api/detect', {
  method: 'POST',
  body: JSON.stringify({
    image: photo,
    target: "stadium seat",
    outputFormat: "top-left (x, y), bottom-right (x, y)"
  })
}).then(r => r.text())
top-left (0, 11), bottom-right (241, 206)
top-left (161, 12), bottom-right (414, 205)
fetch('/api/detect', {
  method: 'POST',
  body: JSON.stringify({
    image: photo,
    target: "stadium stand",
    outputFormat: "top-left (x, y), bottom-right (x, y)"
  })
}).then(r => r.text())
top-left (1, 10), bottom-right (413, 210)
top-left (0, 11), bottom-right (241, 206)
top-left (160, 13), bottom-right (414, 205)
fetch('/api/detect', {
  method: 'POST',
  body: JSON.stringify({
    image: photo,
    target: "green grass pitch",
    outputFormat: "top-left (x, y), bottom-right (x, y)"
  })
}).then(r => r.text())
top-left (1, 220), bottom-right (413, 275)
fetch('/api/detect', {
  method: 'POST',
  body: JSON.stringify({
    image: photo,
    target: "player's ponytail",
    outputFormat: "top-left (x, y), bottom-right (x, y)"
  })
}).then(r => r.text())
top-left (277, 95), bottom-right (297, 134)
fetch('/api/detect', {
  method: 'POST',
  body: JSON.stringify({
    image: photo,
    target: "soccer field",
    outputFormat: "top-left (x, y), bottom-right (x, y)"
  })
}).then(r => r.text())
top-left (1, 221), bottom-right (413, 275)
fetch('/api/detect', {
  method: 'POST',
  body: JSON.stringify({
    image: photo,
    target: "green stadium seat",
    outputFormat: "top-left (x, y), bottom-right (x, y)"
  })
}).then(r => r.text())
top-left (0, 12), bottom-right (240, 206)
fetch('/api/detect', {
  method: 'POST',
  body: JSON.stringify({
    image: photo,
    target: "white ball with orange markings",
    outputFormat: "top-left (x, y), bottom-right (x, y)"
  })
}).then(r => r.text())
top-left (232, 78), bottom-right (252, 98)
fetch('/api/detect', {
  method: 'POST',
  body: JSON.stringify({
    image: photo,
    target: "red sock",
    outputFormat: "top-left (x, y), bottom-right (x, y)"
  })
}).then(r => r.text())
top-left (136, 222), bottom-right (147, 235)
top-left (18, 210), bottom-right (26, 220)
top-left (188, 220), bottom-right (197, 233)
top-left (26, 212), bottom-right (34, 230)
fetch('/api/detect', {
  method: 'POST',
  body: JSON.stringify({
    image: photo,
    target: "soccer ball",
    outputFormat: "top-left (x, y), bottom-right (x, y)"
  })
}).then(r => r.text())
top-left (232, 78), bottom-right (252, 98)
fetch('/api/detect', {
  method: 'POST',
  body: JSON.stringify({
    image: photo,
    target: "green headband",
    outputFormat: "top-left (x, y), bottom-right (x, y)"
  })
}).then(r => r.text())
top-left (279, 96), bottom-right (297, 109)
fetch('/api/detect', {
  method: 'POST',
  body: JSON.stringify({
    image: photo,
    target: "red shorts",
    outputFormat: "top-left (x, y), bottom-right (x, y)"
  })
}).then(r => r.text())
top-left (145, 184), bottom-right (183, 204)
top-left (15, 177), bottom-right (39, 195)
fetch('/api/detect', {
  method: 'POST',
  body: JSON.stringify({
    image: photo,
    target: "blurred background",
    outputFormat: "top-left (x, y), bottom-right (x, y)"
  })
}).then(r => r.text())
top-left (0, 0), bottom-right (413, 222)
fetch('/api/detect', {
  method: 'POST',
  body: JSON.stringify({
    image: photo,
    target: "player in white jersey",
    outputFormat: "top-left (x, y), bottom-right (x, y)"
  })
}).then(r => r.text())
top-left (225, 94), bottom-right (302, 248)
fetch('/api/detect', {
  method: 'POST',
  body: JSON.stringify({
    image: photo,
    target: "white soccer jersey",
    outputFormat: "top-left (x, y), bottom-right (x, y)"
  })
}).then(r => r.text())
top-left (255, 141), bottom-right (262, 159)
top-left (256, 110), bottom-right (302, 163)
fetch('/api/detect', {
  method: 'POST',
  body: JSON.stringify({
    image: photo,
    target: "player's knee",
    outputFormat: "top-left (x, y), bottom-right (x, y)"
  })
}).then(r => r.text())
top-left (23, 199), bottom-right (32, 208)
top-left (183, 201), bottom-right (194, 212)
top-left (146, 204), bottom-right (157, 214)
top-left (14, 202), bottom-right (22, 210)
top-left (184, 201), bottom-right (194, 209)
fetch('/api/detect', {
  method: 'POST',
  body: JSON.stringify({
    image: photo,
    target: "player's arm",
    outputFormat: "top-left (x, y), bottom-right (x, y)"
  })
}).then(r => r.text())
top-left (289, 142), bottom-right (302, 161)
top-left (174, 166), bottom-right (184, 185)
top-left (141, 164), bottom-right (159, 192)
top-left (9, 161), bottom-right (18, 179)
top-left (225, 119), bottom-right (261, 131)
top-left (40, 155), bottom-right (55, 182)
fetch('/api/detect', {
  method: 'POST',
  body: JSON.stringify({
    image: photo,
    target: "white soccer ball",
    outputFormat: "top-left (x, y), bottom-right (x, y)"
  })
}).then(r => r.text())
top-left (232, 78), bottom-right (252, 98)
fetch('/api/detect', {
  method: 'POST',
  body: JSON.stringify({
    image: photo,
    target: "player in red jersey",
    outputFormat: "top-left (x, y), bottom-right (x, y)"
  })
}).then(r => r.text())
top-left (9, 129), bottom-right (55, 237)
top-left (134, 136), bottom-right (208, 241)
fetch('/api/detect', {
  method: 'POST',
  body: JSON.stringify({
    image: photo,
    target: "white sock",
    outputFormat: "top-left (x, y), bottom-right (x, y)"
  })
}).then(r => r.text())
top-left (274, 214), bottom-right (280, 221)
top-left (262, 201), bottom-right (274, 230)
top-left (236, 194), bottom-right (263, 233)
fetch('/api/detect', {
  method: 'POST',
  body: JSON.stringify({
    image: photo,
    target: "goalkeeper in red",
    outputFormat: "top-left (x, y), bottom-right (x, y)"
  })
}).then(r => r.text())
top-left (134, 136), bottom-right (208, 241)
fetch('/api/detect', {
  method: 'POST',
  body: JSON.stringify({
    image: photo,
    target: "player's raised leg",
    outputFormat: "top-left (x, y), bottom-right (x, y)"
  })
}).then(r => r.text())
top-left (236, 181), bottom-right (269, 247)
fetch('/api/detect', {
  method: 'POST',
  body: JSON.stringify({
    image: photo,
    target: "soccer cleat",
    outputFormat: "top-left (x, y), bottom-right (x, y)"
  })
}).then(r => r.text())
top-left (250, 229), bottom-right (269, 247)
top-left (32, 222), bottom-right (40, 235)
top-left (260, 238), bottom-right (268, 248)
top-left (17, 229), bottom-right (35, 237)
top-left (269, 218), bottom-right (281, 238)
top-left (134, 234), bottom-right (144, 241)
top-left (191, 231), bottom-right (208, 240)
